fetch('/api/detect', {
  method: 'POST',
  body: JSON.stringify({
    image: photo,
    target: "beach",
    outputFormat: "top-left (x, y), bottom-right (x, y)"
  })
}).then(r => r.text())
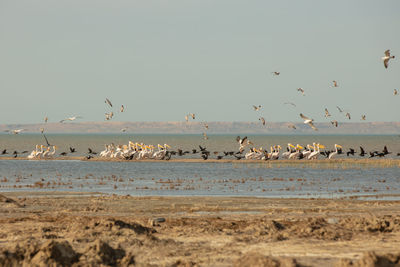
top-left (2, 192), bottom-right (400, 266)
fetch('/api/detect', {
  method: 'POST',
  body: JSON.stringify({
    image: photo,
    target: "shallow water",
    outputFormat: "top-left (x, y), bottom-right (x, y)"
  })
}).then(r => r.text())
top-left (0, 160), bottom-right (399, 199)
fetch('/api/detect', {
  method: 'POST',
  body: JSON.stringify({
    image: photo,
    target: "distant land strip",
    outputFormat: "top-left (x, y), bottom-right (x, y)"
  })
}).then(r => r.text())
top-left (1, 121), bottom-right (400, 134)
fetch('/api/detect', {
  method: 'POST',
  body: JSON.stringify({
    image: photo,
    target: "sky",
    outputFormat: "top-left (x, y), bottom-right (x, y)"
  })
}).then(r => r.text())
top-left (0, 0), bottom-right (399, 124)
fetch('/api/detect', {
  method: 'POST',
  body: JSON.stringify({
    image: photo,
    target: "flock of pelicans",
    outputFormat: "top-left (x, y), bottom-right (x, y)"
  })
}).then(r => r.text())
top-left (2, 135), bottom-right (398, 161)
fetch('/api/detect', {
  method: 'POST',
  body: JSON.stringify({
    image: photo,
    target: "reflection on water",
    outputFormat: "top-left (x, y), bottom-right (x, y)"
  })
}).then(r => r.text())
top-left (0, 160), bottom-right (399, 199)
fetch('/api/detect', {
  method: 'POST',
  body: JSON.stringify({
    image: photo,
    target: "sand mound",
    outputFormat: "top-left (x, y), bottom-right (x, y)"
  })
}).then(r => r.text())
top-left (336, 251), bottom-right (400, 267)
top-left (233, 252), bottom-right (301, 267)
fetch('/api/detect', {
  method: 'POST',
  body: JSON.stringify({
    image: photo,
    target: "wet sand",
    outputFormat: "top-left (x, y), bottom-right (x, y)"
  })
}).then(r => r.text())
top-left (2, 192), bottom-right (400, 266)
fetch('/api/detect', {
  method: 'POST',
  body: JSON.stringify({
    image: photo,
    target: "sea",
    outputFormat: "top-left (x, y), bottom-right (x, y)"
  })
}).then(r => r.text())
top-left (0, 134), bottom-right (399, 199)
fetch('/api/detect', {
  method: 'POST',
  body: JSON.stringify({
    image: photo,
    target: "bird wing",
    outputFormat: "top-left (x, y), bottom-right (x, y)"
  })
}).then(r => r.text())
top-left (385, 50), bottom-right (390, 57)
top-left (242, 136), bottom-right (248, 144)
top-left (299, 113), bottom-right (310, 120)
top-left (260, 117), bottom-right (266, 125)
top-left (252, 105), bottom-right (257, 110)
top-left (336, 106), bottom-right (343, 112)
top-left (307, 122), bottom-right (318, 131)
top-left (384, 58), bottom-right (389, 68)
top-left (59, 119), bottom-right (65, 123)
top-left (105, 98), bottom-right (113, 107)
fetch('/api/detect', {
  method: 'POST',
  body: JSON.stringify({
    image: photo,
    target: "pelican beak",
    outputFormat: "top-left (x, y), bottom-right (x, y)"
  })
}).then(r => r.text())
top-left (319, 145), bottom-right (325, 149)
top-left (289, 144), bottom-right (295, 148)
top-left (298, 145), bottom-right (304, 149)
top-left (337, 145), bottom-right (342, 148)
top-left (167, 144), bottom-right (171, 148)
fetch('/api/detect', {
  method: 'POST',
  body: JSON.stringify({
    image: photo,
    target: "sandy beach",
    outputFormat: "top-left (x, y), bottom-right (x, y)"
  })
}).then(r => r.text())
top-left (2, 192), bottom-right (400, 266)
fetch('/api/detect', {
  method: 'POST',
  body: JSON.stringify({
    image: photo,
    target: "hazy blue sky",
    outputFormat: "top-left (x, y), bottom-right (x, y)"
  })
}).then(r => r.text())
top-left (1, 0), bottom-right (399, 124)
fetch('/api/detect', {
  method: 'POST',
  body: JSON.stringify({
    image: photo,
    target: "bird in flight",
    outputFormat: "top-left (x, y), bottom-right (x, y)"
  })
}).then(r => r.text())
top-left (259, 117), bottom-right (266, 126)
top-left (300, 113), bottom-right (318, 131)
top-left (4, 129), bottom-right (26, 134)
top-left (60, 116), bottom-right (82, 123)
top-left (105, 98), bottom-right (113, 107)
top-left (105, 112), bottom-right (114, 121)
top-left (297, 88), bottom-right (305, 96)
top-left (184, 115), bottom-right (189, 122)
top-left (189, 113), bottom-right (195, 119)
top-left (382, 49), bottom-right (395, 69)
top-left (271, 71), bottom-right (280, 76)
top-left (203, 123), bottom-right (209, 129)
top-left (324, 108), bottom-right (331, 118)
top-left (284, 102), bottom-right (296, 107)
top-left (336, 106), bottom-right (343, 113)
top-left (394, 89), bottom-right (398, 96)
top-left (345, 112), bottom-right (351, 120)
top-left (44, 116), bottom-right (48, 123)
top-left (361, 115), bottom-right (366, 121)
top-left (253, 105), bottom-right (262, 111)
top-left (287, 123), bottom-right (296, 130)
top-left (331, 81), bottom-right (338, 87)
top-left (331, 120), bottom-right (338, 127)
top-left (121, 128), bottom-right (128, 132)
top-left (120, 105), bottom-right (125, 112)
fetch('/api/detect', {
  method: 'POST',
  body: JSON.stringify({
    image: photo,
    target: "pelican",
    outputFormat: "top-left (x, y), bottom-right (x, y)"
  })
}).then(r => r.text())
top-left (252, 105), bottom-right (262, 111)
top-left (394, 89), bottom-right (398, 96)
top-left (259, 117), bottom-right (266, 126)
top-left (297, 88), bottom-right (305, 96)
top-left (331, 120), bottom-right (338, 127)
top-left (345, 112), bottom-right (351, 120)
top-left (331, 81), bottom-right (338, 87)
top-left (28, 145), bottom-right (40, 159)
top-left (271, 71), bottom-right (280, 76)
top-left (300, 113), bottom-right (318, 131)
top-left (281, 144), bottom-right (295, 159)
top-left (289, 144), bottom-right (303, 159)
top-left (382, 49), bottom-right (395, 69)
top-left (324, 108), bottom-right (331, 118)
top-left (361, 115), bottom-right (366, 120)
top-left (308, 144), bottom-right (324, 160)
top-left (270, 145), bottom-right (281, 160)
top-left (302, 144), bottom-right (313, 158)
top-left (329, 144), bottom-right (342, 159)
top-left (60, 116), bottom-right (82, 123)
top-left (5, 129), bottom-right (26, 134)
top-left (120, 105), bottom-right (125, 112)
top-left (105, 98), bottom-right (113, 107)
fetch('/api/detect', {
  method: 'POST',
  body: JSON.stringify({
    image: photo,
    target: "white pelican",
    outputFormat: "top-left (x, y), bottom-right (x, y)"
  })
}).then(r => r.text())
top-left (281, 143), bottom-right (294, 159)
top-left (308, 144), bottom-right (325, 160)
top-left (5, 129), bottom-right (26, 134)
top-left (329, 144), bottom-right (342, 159)
top-left (302, 144), bottom-right (313, 158)
top-left (297, 88), bottom-right (305, 96)
top-left (382, 49), bottom-right (395, 69)
top-left (284, 102), bottom-right (296, 107)
top-left (189, 113), bottom-right (195, 119)
top-left (28, 145), bottom-right (40, 159)
top-left (184, 115), bottom-right (189, 122)
top-left (300, 113), bottom-right (318, 131)
top-left (203, 132), bottom-right (208, 140)
top-left (236, 136), bottom-right (248, 152)
top-left (252, 105), bottom-right (262, 111)
top-left (105, 98), bottom-right (113, 107)
top-left (270, 145), bottom-right (281, 160)
top-left (60, 116), bottom-right (82, 123)
top-left (289, 144), bottom-right (303, 159)
top-left (203, 123), bottom-right (209, 129)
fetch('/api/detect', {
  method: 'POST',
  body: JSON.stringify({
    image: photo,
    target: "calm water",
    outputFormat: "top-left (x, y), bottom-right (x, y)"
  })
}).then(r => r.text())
top-left (0, 134), bottom-right (399, 198)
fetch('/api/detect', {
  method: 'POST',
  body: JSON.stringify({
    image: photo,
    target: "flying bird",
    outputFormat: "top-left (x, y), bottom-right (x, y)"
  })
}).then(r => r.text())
top-left (394, 89), bottom-right (398, 96)
top-left (345, 112), bottom-right (351, 120)
top-left (189, 113), bottom-right (195, 119)
top-left (382, 49), bottom-right (395, 69)
top-left (271, 71), bottom-right (280, 76)
top-left (324, 108), bottom-right (331, 118)
top-left (361, 115), bottom-right (366, 121)
top-left (60, 116), bottom-right (82, 123)
top-left (284, 102), bottom-right (296, 107)
top-left (44, 116), bottom-right (48, 123)
top-left (121, 128), bottom-right (128, 132)
top-left (184, 115), bottom-right (189, 122)
top-left (259, 117), bottom-right (266, 126)
top-left (105, 98), bottom-right (113, 107)
top-left (336, 106), bottom-right (343, 113)
top-left (331, 81), bottom-right (338, 87)
top-left (287, 123), bottom-right (296, 130)
top-left (4, 129), bottom-right (26, 134)
top-left (297, 88), bottom-right (305, 96)
top-left (120, 105), bottom-right (125, 112)
top-left (203, 123), bottom-right (209, 129)
top-left (331, 120), bottom-right (338, 127)
top-left (300, 113), bottom-right (318, 131)
top-left (252, 105), bottom-right (262, 111)
top-left (105, 112), bottom-right (114, 120)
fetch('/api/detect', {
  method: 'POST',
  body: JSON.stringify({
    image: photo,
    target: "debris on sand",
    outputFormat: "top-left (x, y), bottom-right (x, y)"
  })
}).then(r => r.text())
top-left (234, 252), bottom-right (302, 267)
top-left (336, 251), bottom-right (400, 267)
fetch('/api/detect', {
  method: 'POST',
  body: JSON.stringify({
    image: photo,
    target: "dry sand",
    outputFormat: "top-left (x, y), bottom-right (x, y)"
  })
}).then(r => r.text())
top-left (2, 192), bottom-right (400, 266)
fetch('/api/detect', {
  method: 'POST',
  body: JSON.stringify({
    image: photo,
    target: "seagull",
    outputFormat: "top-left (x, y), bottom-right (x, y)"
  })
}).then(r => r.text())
top-left (60, 116), bottom-right (82, 123)
top-left (105, 98), bottom-right (113, 107)
top-left (271, 71), bottom-right (280, 76)
top-left (345, 112), bottom-right (351, 120)
top-left (259, 117), bottom-right (266, 126)
top-left (394, 89), bottom-right (398, 96)
top-left (297, 88), bottom-right (305, 96)
top-left (382, 49), bottom-right (395, 69)
top-left (287, 123), bottom-right (296, 130)
top-left (331, 81), bottom-right (338, 87)
top-left (252, 105), bottom-right (262, 111)
top-left (284, 102), bottom-right (296, 107)
top-left (300, 113), bottom-right (318, 131)
top-left (324, 108), bottom-right (331, 118)
top-left (4, 129), bottom-right (26, 134)
top-left (44, 116), bottom-right (48, 123)
top-left (361, 115), bottom-right (366, 121)
top-left (120, 105), bottom-right (125, 112)
top-left (331, 120), bottom-right (338, 127)
top-left (336, 106), bottom-right (343, 113)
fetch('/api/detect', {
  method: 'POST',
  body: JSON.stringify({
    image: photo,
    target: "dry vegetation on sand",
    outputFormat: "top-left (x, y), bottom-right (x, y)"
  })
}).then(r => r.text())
top-left (1, 192), bottom-right (400, 266)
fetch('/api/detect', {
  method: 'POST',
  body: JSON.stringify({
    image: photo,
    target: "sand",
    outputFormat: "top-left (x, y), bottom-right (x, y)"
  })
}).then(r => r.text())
top-left (2, 192), bottom-right (400, 266)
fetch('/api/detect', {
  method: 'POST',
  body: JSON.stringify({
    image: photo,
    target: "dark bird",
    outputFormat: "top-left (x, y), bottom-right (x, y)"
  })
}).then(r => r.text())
top-left (69, 147), bottom-right (76, 153)
top-left (234, 155), bottom-right (245, 160)
top-left (1, 149), bottom-right (8, 155)
top-left (331, 120), bottom-right (338, 127)
top-left (359, 146), bottom-right (366, 157)
top-left (86, 155), bottom-right (93, 160)
top-left (271, 71), bottom-right (280, 76)
top-left (217, 155), bottom-right (224, 160)
top-left (60, 152), bottom-right (68, 156)
top-left (105, 98), bottom-right (113, 107)
top-left (346, 148), bottom-right (355, 157)
top-left (88, 148), bottom-right (97, 155)
top-left (201, 154), bottom-right (208, 160)
top-left (383, 146), bottom-right (391, 155)
top-left (192, 149), bottom-right (198, 154)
